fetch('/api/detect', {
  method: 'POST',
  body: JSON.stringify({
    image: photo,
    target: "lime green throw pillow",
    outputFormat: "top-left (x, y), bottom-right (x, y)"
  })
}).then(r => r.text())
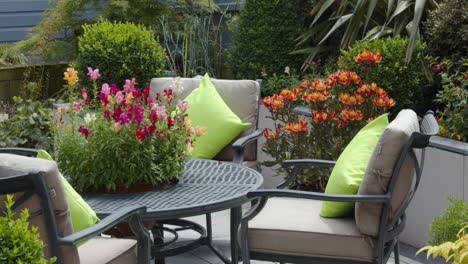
top-left (185, 74), bottom-right (251, 159)
top-left (320, 114), bottom-right (389, 218)
top-left (36, 150), bottom-right (99, 233)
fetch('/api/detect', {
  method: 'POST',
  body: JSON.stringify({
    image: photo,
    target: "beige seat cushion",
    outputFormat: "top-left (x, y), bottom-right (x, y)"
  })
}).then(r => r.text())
top-left (78, 237), bottom-right (137, 264)
top-left (150, 77), bottom-right (260, 161)
top-left (249, 197), bottom-right (375, 262)
top-left (0, 154), bottom-right (79, 263)
top-left (355, 109), bottom-right (420, 237)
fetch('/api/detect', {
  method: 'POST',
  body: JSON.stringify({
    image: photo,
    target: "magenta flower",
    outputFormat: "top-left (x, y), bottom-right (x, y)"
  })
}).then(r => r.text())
top-left (134, 127), bottom-right (146, 142)
top-left (135, 106), bottom-right (144, 124)
top-left (110, 84), bottom-right (119, 95)
top-left (99, 92), bottom-right (109, 105)
top-left (80, 88), bottom-right (88, 99)
top-left (104, 109), bottom-right (110, 120)
top-left (78, 125), bottom-right (90, 138)
top-left (101, 83), bottom-right (111, 96)
top-left (123, 78), bottom-right (136, 93)
top-left (163, 89), bottom-right (173, 98)
top-left (177, 99), bottom-right (189, 113)
top-left (115, 91), bottom-right (124, 104)
top-left (167, 116), bottom-right (174, 128)
top-left (144, 87), bottom-right (150, 99)
top-left (113, 107), bottom-right (123, 121)
top-left (118, 112), bottom-right (131, 125)
top-left (87, 67), bottom-right (101, 81)
top-left (85, 97), bottom-right (91, 106)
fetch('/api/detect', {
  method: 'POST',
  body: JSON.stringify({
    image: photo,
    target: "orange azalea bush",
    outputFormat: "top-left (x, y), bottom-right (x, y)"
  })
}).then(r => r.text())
top-left (262, 51), bottom-right (395, 190)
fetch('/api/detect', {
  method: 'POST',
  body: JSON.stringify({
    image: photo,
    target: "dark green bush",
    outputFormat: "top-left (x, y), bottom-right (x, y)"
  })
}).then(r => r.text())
top-left (0, 195), bottom-right (55, 263)
top-left (77, 20), bottom-right (166, 88)
top-left (428, 197), bottom-right (468, 245)
top-left (228, 0), bottom-right (306, 79)
top-left (423, 0), bottom-right (468, 67)
top-left (262, 67), bottom-right (302, 97)
top-left (338, 37), bottom-right (430, 115)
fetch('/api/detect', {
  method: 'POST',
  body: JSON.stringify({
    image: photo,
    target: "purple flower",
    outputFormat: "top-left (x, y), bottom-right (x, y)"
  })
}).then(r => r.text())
top-left (177, 99), bottom-right (189, 113)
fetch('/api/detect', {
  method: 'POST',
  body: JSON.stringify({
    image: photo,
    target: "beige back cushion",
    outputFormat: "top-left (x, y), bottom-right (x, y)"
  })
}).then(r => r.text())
top-left (355, 110), bottom-right (420, 237)
top-left (150, 77), bottom-right (261, 161)
top-left (0, 154), bottom-right (79, 263)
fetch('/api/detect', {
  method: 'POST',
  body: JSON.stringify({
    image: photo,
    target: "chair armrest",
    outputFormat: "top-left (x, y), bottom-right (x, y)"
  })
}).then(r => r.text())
top-left (248, 189), bottom-right (390, 203)
top-left (0, 147), bottom-right (38, 157)
top-left (277, 159), bottom-right (336, 189)
top-left (232, 128), bottom-right (263, 164)
top-left (59, 205), bottom-right (147, 246)
top-left (282, 159), bottom-right (336, 169)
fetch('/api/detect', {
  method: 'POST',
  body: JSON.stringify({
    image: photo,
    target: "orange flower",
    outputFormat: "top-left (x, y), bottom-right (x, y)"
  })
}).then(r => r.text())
top-left (328, 110), bottom-right (338, 121)
top-left (374, 52), bottom-right (382, 63)
top-left (375, 87), bottom-right (388, 98)
top-left (341, 109), bottom-right (363, 121)
top-left (370, 82), bottom-right (378, 91)
top-left (373, 97), bottom-right (386, 107)
top-left (271, 94), bottom-right (284, 109)
top-left (280, 88), bottom-right (301, 102)
top-left (263, 128), bottom-right (281, 141)
top-left (385, 97), bottom-right (396, 107)
top-left (348, 96), bottom-right (358, 105)
top-left (262, 96), bottom-right (273, 108)
top-left (64, 68), bottom-right (79, 85)
top-left (284, 120), bottom-right (308, 133)
top-left (355, 94), bottom-right (364, 104)
top-left (358, 82), bottom-right (372, 96)
top-left (350, 72), bottom-right (361, 84)
top-left (311, 78), bottom-right (327, 91)
top-left (312, 111), bottom-right (328, 123)
top-left (326, 75), bottom-right (337, 87)
top-left (339, 93), bottom-right (351, 104)
top-left (299, 80), bottom-right (310, 90)
top-left (337, 70), bottom-right (351, 85)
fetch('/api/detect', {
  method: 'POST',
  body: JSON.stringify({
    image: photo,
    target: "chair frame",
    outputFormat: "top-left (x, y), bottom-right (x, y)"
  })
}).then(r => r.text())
top-left (238, 111), bottom-right (439, 264)
top-left (0, 148), bottom-right (152, 264)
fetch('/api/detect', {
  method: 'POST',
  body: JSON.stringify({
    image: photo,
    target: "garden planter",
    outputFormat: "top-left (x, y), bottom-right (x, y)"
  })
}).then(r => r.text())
top-left (400, 136), bottom-right (468, 248)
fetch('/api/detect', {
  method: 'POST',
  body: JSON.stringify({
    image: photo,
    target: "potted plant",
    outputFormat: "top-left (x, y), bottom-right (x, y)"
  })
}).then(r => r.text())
top-left (53, 67), bottom-right (205, 193)
top-left (261, 50), bottom-right (395, 191)
top-left (0, 195), bottom-right (55, 263)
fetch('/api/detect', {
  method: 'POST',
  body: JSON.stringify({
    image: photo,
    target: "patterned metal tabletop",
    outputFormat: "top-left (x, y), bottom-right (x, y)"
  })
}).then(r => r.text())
top-left (83, 159), bottom-right (264, 221)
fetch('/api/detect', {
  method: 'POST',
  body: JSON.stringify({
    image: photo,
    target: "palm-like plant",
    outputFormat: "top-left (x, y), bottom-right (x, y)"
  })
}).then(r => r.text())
top-left (296, 0), bottom-right (439, 67)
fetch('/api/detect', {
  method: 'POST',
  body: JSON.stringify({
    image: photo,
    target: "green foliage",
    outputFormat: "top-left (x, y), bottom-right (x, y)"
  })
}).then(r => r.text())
top-left (19, 0), bottom-right (101, 61)
top-left (228, 0), bottom-right (306, 79)
top-left (434, 60), bottom-right (468, 142)
top-left (262, 67), bottom-right (302, 97)
top-left (428, 197), bottom-right (468, 246)
top-left (0, 195), bottom-right (55, 264)
top-left (77, 20), bottom-right (166, 88)
top-left (0, 97), bottom-right (53, 152)
top-left (423, 0), bottom-right (468, 67)
top-left (338, 37), bottom-right (429, 115)
top-left (297, 0), bottom-right (438, 65)
top-left (0, 44), bottom-right (27, 67)
top-left (418, 225), bottom-right (468, 264)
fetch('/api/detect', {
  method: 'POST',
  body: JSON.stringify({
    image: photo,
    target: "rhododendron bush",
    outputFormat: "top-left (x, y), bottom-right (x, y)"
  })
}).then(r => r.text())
top-left (54, 68), bottom-right (204, 192)
top-left (262, 51), bottom-right (395, 191)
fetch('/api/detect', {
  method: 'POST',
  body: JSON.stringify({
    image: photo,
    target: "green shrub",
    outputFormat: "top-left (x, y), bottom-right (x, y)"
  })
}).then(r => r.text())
top-left (262, 67), bottom-right (302, 97)
top-left (423, 0), bottom-right (468, 68)
top-left (228, 0), bottom-right (306, 79)
top-left (338, 37), bottom-right (429, 115)
top-left (0, 195), bottom-right (55, 264)
top-left (77, 20), bottom-right (166, 89)
top-left (0, 96), bottom-right (53, 152)
top-left (434, 59), bottom-right (468, 142)
top-left (428, 197), bottom-right (468, 246)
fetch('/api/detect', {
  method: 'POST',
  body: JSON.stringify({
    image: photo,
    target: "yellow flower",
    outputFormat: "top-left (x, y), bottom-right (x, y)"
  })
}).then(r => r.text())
top-left (184, 117), bottom-right (192, 129)
top-left (125, 93), bottom-right (134, 104)
top-left (194, 126), bottom-right (207, 136)
top-left (64, 68), bottom-right (79, 85)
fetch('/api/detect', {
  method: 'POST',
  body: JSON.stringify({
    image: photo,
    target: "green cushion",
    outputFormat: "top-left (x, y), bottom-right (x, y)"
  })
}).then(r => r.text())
top-left (185, 74), bottom-right (251, 159)
top-left (37, 150), bottom-right (99, 233)
top-left (320, 114), bottom-right (389, 218)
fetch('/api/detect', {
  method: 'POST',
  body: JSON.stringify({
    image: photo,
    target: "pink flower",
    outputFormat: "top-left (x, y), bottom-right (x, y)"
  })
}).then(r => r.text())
top-left (177, 99), bottom-right (189, 113)
top-left (87, 67), bottom-right (101, 81)
top-left (72, 102), bottom-right (82, 112)
top-left (115, 91), bottom-right (124, 104)
top-left (123, 78), bottom-right (136, 93)
top-left (78, 125), bottom-right (90, 138)
top-left (101, 83), bottom-right (111, 96)
top-left (156, 106), bottom-right (167, 120)
top-left (81, 88), bottom-right (88, 99)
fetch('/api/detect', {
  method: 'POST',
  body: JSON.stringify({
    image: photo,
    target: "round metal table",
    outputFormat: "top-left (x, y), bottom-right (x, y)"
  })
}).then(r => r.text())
top-left (84, 159), bottom-right (264, 264)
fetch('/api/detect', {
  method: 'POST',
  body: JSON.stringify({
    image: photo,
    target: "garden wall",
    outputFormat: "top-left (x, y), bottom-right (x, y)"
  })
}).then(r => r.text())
top-left (400, 136), bottom-right (468, 247)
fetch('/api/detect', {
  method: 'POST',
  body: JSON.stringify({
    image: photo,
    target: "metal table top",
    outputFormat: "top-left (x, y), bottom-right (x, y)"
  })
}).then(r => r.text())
top-left (83, 159), bottom-right (264, 221)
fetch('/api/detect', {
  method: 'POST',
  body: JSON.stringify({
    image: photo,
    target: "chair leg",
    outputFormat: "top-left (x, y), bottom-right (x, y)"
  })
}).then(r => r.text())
top-left (393, 241), bottom-right (400, 264)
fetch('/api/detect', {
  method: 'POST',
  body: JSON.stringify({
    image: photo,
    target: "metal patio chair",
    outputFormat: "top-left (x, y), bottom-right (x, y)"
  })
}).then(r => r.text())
top-left (0, 149), bottom-right (152, 264)
top-left (238, 110), bottom-right (439, 264)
